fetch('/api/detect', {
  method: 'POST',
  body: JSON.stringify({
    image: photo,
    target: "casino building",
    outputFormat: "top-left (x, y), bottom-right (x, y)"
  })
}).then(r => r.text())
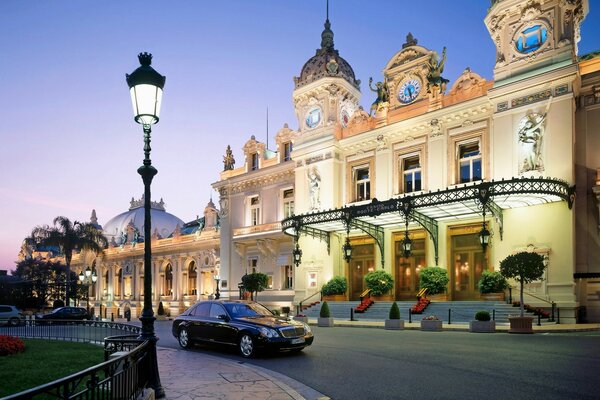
top-left (50, 0), bottom-right (599, 322)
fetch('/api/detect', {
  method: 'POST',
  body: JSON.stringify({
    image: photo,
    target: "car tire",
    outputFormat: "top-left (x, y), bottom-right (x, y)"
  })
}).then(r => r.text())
top-left (9, 317), bottom-right (20, 326)
top-left (178, 327), bottom-right (191, 349)
top-left (238, 333), bottom-right (256, 358)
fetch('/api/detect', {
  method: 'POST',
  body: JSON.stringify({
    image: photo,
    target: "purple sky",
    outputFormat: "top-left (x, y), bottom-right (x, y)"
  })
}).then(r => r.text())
top-left (1, 1), bottom-right (598, 271)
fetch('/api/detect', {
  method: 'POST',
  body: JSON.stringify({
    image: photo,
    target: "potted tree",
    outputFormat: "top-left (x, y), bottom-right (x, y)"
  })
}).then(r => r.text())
top-left (469, 310), bottom-right (495, 333)
top-left (477, 271), bottom-right (509, 301)
top-left (321, 276), bottom-right (348, 301)
top-left (500, 252), bottom-right (546, 334)
top-left (317, 301), bottom-right (334, 327)
top-left (419, 267), bottom-right (449, 301)
top-left (365, 270), bottom-right (394, 301)
top-left (241, 272), bottom-right (269, 301)
top-left (384, 302), bottom-right (404, 330)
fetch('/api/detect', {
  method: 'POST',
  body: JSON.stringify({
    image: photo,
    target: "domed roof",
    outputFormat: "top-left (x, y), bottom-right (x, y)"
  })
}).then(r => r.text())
top-left (294, 18), bottom-right (360, 90)
top-left (102, 196), bottom-right (185, 244)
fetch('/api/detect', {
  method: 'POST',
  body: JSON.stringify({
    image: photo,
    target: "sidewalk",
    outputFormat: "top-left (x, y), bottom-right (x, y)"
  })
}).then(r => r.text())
top-left (157, 347), bottom-right (329, 400)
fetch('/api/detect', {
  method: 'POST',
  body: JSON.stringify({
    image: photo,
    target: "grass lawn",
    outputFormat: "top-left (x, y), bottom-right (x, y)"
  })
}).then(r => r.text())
top-left (0, 339), bottom-right (104, 397)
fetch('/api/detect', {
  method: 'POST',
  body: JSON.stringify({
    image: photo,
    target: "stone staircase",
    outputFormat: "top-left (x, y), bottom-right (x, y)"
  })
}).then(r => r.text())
top-left (300, 300), bottom-right (541, 324)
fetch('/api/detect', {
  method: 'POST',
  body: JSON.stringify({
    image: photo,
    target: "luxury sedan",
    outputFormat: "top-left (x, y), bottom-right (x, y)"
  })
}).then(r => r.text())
top-left (172, 300), bottom-right (314, 357)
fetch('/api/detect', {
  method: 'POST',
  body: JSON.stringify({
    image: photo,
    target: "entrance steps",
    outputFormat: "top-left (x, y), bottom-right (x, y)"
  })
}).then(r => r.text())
top-left (300, 301), bottom-right (539, 323)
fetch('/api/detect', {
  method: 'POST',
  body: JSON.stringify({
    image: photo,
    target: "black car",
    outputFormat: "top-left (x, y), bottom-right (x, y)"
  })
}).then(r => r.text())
top-left (172, 300), bottom-right (313, 358)
top-left (36, 307), bottom-right (90, 323)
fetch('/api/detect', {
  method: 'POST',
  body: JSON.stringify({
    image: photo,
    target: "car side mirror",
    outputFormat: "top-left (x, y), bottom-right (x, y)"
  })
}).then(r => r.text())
top-left (217, 314), bottom-right (230, 322)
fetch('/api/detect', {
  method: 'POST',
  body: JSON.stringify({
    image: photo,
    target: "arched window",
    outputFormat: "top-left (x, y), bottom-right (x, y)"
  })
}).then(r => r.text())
top-left (103, 270), bottom-right (109, 296)
top-left (115, 268), bottom-right (122, 297)
top-left (189, 261), bottom-right (197, 295)
top-left (165, 264), bottom-right (173, 296)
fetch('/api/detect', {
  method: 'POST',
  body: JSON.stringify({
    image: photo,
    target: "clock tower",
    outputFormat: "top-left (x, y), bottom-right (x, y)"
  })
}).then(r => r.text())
top-left (485, 0), bottom-right (588, 82)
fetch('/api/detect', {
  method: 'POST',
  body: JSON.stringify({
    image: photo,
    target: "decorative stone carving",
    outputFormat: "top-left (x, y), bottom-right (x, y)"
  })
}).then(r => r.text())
top-left (429, 118), bottom-right (442, 138)
top-left (234, 243), bottom-right (245, 259)
top-left (521, 1), bottom-right (542, 21)
top-left (307, 166), bottom-right (321, 211)
top-left (376, 134), bottom-right (389, 152)
top-left (223, 145), bottom-right (235, 171)
top-left (518, 112), bottom-right (547, 173)
top-left (448, 68), bottom-right (487, 95)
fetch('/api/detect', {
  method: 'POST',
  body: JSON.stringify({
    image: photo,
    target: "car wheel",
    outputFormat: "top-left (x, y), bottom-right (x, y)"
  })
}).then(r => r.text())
top-left (9, 317), bottom-right (19, 326)
top-left (238, 333), bottom-right (256, 358)
top-left (178, 327), bottom-right (191, 349)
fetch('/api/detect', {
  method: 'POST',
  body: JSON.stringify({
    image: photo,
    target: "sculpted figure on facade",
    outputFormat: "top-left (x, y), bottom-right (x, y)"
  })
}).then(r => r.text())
top-left (518, 112), bottom-right (547, 173)
top-left (307, 166), bottom-right (321, 210)
top-left (427, 47), bottom-right (450, 93)
top-left (368, 77), bottom-right (390, 116)
top-left (223, 145), bottom-right (235, 171)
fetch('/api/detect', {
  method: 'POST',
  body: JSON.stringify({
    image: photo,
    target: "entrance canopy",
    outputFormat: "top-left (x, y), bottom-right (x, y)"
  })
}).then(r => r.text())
top-left (282, 177), bottom-right (575, 266)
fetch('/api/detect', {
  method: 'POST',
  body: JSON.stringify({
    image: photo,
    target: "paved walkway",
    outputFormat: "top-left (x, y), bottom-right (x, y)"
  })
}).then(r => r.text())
top-left (155, 320), bottom-right (600, 400)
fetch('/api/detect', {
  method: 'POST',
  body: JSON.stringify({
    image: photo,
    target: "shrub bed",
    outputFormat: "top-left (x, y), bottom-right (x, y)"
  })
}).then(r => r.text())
top-left (0, 335), bottom-right (25, 356)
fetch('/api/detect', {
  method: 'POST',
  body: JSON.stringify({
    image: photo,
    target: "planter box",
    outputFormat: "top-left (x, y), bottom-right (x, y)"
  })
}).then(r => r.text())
top-left (384, 319), bottom-right (405, 330)
top-left (420, 320), bottom-right (443, 331)
top-left (508, 316), bottom-right (534, 334)
top-left (469, 320), bottom-right (496, 333)
top-left (480, 292), bottom-right (505, 302)
top-left (322, 294), bottom-right (346, 302)
top-left (293, 316), bottom-right (309, 323)
top-left (318, 317), bottom-right (334, 327)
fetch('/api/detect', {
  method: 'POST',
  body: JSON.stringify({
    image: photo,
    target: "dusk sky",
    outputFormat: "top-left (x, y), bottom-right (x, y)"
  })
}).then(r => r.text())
top-left (1, 1), bottom-right (598, 271)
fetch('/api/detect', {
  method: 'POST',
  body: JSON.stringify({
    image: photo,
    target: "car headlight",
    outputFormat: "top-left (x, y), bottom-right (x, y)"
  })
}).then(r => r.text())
top-left (303, 322), bottom-right (312, 333)
top-left (259, 327), bottom-right (279, 338)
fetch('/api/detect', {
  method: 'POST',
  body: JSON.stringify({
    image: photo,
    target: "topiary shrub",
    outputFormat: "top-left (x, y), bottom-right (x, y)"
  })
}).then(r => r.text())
top-left (241, 272), bottom-right (270, 301)
top-left (321, 276), bottom-right (348, 296)
top-left (157, 301), bottom-right (165, 316)
top-left (389, 302), bottom-right (400, 320)
top-left (365, 270), bottom-right (394, 296)
top-left (477, 271), bottom-right (509, 294)
top-left (475, 310), bottom-right (491, 321)
top-left (320, 301), bottom-right (331, 318)
top-left (419, 267), bottom-right (449, 296)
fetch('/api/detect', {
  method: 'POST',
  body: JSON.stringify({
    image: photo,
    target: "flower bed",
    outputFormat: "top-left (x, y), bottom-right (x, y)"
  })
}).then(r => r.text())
top-left (511, 302), bottom-right (551, 318)
top-left (0, 335), bottom-right (25, 356)
top-left (410, 297), bottom-right (430, 314)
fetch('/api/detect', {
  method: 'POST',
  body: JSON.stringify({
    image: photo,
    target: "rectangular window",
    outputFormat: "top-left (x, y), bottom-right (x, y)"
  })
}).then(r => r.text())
top-left (283, 265), bottom-right (293, 289)
top-left (283, 142), bottom-right (292, 162)
top-left (248, 258), bottom-right (258, 274)
top-left (458, 141), bottom-right (481, 183)
top-left (249, 196), bottom-right (260, 225)
top-left (353, 166), bottom-right (371, 202)
top-left (402, 155), bottom-right (422, 193)
top-left (283, 188), bottom-right (295, 218)
top-left (251, 153), bottom-right (259, 171)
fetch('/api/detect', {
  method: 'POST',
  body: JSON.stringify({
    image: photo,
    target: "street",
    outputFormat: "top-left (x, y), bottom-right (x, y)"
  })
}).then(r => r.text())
top-left (153, 321), bottom-right (600, 400)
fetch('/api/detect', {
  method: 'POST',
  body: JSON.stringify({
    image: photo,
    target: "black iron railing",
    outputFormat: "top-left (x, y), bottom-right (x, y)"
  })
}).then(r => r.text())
top-left (3, 338), bottom-right (151, 400)
top-left (0, 319), bottom-right (141, 344)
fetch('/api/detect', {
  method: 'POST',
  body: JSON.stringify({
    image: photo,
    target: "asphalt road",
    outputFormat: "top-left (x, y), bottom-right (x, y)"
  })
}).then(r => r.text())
top-left (152, 321), bottom-right (600, 400)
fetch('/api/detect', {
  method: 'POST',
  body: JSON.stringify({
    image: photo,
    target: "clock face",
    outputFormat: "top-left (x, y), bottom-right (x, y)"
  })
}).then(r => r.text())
top-left (398, 79), bottom-right (422, 104)
top-left (305, 107), bottom-right (322, 129)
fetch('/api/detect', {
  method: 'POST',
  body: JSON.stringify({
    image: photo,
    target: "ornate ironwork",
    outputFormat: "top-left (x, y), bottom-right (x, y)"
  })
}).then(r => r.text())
top-left (300, 226), bottom-right (331, 253)
top-left (349, 218), bottom-right (384, 267)
top-left (409, 209), bottom-right (439, 264)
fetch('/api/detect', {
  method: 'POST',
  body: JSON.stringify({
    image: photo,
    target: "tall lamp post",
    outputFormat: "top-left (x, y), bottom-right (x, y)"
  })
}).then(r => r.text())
top-left (126, 52), bottom-right (165, 398)
top-left (78, 266), bottom-right (97, 314)
top-left (214, 274), bottom-right (221, 300)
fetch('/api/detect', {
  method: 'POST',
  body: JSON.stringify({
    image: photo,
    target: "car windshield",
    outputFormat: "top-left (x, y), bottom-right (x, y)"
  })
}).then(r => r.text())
top-left (224, 303), bottom-right (274, 318)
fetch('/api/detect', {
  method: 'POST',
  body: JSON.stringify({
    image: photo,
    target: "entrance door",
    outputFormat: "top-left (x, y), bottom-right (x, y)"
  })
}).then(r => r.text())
top-left (348, 244), bottom-right (375, 300)
top-left (395, 238), bottom-right (425, 300)
top-left (451, 233), bottom-right (486, 300)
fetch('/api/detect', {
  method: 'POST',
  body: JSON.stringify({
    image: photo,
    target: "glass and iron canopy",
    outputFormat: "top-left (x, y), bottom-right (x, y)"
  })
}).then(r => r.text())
top-left (126, 52), bottom-right (166, 125)
top-left (282, 177), bottom-right (575, 267)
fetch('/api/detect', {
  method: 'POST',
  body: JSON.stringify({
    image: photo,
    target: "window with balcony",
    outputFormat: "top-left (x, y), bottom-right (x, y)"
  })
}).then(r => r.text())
top-left (251, 153), bottom-right (259, 171)
top-left (353, 166), bottom-right (371, 202)
top-left (283, 265), bottom-right (293, 289)
top-left (401, 154), bottom-right (422, 193)
top-left (248, 258), bottom-right (258, 274)
top-left (282, 188), bottom-right (294, 219)
top-left (458, 140), bottom-right (482, 183)
top-left (249, 196), bottom-right (260, 226)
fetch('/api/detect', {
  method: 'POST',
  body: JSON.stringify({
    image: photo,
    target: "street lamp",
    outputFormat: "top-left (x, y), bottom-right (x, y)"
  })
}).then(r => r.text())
top-left (479, 206), bottom-right (490, 252)
top-left (126, 52), bottom-right (165, 398)
top-left (214, 274), bottom-right (221, 300)
top-left (78, 267), bottom-right (97, 313)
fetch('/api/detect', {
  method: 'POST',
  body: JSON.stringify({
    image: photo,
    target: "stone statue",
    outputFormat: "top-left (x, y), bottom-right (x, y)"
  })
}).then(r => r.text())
top-left (307, 166), bottom-right (321, 210)
top-left (120, 230), bottom-right (127, 247)
top-left (223, 145), bottom-right (235, 171)
top-left (427, 47), bottom-right (450, 93)
top-left (368, 77), bottom-right (390, 116)
top-left (518, 112), bottom-right (547, 172)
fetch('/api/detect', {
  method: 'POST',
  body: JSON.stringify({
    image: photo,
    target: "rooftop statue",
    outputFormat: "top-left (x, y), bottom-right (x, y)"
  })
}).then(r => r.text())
top-left (368, 77), bottom-right (390, 116)
top-left (427, 47), bottom-right (450, 93)
top-left (223, 145), bottom-right (235, 171)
